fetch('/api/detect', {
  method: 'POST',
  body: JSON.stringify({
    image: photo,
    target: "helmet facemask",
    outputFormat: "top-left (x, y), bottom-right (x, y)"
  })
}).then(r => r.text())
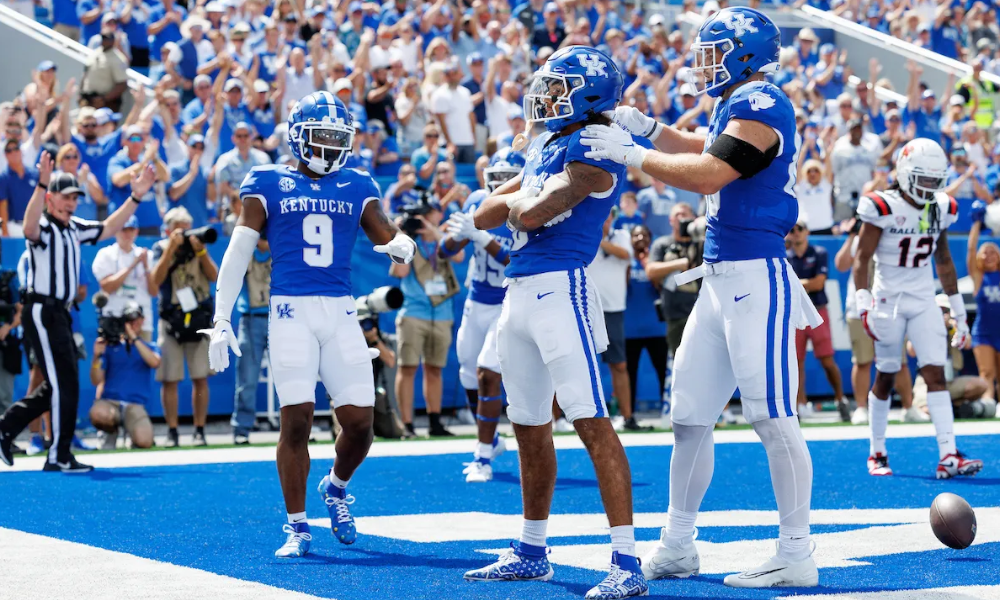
top-left (483, 165), bottom-right (521, 192)
top-left (693, 37), bottom-right (734, 97)
top-left (524, 72), bottom-right (585, 124)
top-left (899, 164), bottom-right (946, 206)
top-left (292, 119), bottom-right (355, 175)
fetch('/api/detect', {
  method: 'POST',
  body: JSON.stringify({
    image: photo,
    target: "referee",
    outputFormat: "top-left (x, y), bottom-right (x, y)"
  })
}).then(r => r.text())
top-left (0, 151), bottom-right (153, 472)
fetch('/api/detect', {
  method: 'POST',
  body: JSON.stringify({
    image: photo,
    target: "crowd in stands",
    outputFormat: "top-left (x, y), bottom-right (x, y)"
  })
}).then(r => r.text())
top-left (0, 0), bottom-right (999, 446)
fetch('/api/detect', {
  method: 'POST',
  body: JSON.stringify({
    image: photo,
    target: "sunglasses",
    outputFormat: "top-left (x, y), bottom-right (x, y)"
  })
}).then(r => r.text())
top-left (234, 133), bottom-right (250, 139)
top-left (79, 122), bottom-right (97, 128)
top-left (792, 225), bottom-right (806, 233)
top-left (425, 133), bottom-right (439, 138)
top-left (63, 154), bottom-right (80, 160)
top-left (4, 146), bottom-right (18, 154)
top-left (191, 144), bottom-right (205, 150)
top-left (128, 135), bottom-right (144, 142)
top-left (806, 169), bottom-right (820, 174)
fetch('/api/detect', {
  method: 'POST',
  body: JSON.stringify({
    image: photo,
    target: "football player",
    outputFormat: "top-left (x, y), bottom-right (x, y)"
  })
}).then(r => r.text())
top-left (854, 138), bottom-right (984, 479)
top-left (198, 92), bottom-right (417, 558)
top-left (580, 7), bottom-right (822, 588)
top-left (462, 46), bottom-right (648, 599)
top-left (443, 147), bottom-right (523, 483)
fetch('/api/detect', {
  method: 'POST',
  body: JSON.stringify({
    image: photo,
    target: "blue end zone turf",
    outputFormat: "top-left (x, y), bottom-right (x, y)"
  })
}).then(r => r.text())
top-left (0, 435), bottom-right (997, 599)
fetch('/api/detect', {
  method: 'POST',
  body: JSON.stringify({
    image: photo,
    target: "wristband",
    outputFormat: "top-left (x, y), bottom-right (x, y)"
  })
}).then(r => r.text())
top-left (37, 181), bottom-right (49, 191)
top-left (130, 194), bottom-right (143, 204)
top-left (948, 293), bottom-right (967, 319)
top-left (647, 121), bottom-right (664, 142)
top-left (196, 248), bottom-right (208, 257)
top-left (494, 247), bottom-right (510, 264)
top-left (439, 241), bottom-right (461, 257)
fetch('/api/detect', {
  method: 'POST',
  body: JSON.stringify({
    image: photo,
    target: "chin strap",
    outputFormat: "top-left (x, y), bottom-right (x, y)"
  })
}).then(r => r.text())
top-left (214, 225), bottom-right (261, 324)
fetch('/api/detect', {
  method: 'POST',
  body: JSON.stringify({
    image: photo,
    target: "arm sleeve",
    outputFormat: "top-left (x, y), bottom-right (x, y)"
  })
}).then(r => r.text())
top-left (213, 225), bottom-right (260, 322)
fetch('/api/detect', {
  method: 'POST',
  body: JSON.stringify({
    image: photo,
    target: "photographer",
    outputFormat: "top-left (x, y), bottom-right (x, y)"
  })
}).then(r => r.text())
top-left (645, 203), bottom-right (702, 357)
top-left (88, 302), bottom-right (159, 449)
top-left (150, 206), bottom-right (218, 447)
top-left (390, 199), bottom-right (464, 437)
top-left (91, 216), bottom-right (156, 341)
top-left (231, 237), bottom-right (271, 445)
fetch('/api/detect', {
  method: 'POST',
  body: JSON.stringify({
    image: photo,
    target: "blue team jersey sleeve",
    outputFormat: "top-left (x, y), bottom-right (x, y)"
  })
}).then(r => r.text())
top-left (564, 129), bottom-right (628, 177)
top-left (240, 167), bottom-right (269, 200)
top-left (726, 82), bottom-right (794, 135)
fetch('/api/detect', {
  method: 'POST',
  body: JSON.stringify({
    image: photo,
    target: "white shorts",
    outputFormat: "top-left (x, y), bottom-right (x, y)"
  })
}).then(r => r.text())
top-left (268, 295), bottom-right (375, 409)
top-left (497, 267), bottom-right (609, 426)
top-left (870, 292), bottom-right (947, 374)
top-left (456, 298), bottom-right (503, 390)
top-left (672, 258), bottom-right (806, 427)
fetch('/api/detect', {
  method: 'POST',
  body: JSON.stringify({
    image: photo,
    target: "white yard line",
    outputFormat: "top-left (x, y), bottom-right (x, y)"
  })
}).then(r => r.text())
top-left (0, 528), bottom-right (332, 600)
top-left (4, 421), bottom-right (1000, 472)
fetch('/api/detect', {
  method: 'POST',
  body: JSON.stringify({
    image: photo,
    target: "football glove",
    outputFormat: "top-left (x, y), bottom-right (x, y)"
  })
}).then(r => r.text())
top-left (197, 319), bottom-right (241, 372)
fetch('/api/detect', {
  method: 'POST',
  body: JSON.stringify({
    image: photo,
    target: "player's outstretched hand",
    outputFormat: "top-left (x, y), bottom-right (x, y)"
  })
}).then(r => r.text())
top-left (197, 319), bottom-right (241, 372)
top-left (580, 125), bottom-right (648, 168)
top-left (447, 212), bottom-right (491, 247)
top-left (602, 106), bottom-right (659, 138)
top-left (374, 233), bottom-right (417, 264)
top-left (445, 212), bottom-right (471, 241)
top-left (951, 320), bottom-right (971, 349)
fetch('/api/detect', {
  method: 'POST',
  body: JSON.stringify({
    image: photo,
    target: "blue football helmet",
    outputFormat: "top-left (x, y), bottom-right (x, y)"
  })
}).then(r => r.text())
top-left (524, 45), bottom-right (624, 132)
top-left (484, 147), bottom-right (526, 192)
top-left (287, 91), bottom-right (355, 175)
top-left (694, 7), bottom-right (780, 98)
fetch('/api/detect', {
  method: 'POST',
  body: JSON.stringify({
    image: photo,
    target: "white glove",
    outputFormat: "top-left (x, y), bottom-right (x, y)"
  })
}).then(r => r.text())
top-left (855, 289), bottom-right (882, 341)
top-left (580, 125), bottom-right (648, 169)
top-left (948, 294), bottom-right (971, 349)
top-left (197, 319), bottom-right (241, 372)
top-left (374, 232), bottom-right (416, 264)
top-left (447, 212), bottom-right (492, 247)
top-left (603, 106), bottom-right (661, 139)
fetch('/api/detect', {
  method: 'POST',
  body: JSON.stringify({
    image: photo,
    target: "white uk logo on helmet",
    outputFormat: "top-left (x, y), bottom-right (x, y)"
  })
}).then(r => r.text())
top-left (578, 54), bottom-right (608, 77)
top-left (724, 13), bottom-right (758, 36)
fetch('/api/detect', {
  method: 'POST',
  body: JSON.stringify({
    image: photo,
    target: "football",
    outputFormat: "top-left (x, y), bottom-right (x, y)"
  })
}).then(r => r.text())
top-left (930, 493), bottom-right (978, 549)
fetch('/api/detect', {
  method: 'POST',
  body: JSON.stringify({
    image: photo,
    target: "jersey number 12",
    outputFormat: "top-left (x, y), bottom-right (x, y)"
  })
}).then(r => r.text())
top-left (303, 214), bottom-right (334, 267)
top-left (898, 236), bottom-right (933, 268)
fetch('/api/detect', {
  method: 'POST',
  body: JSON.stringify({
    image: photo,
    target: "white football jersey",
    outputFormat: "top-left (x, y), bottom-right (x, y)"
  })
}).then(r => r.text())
top-left (856, 189), bottom-right (958, 299)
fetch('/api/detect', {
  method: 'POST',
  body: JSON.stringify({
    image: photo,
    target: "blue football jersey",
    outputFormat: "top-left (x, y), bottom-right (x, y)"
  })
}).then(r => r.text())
top-left (506, 129), bottom-right (627, 278)
top-left (239, 164), bottom-right (381, 297)
top-left (463, 189), bottom-right (512, 305)
top-left (702, 81), bottom-right (800, 263)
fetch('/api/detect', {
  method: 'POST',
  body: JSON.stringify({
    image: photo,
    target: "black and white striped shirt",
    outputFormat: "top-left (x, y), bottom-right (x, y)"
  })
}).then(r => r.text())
top-left (24, 213), bottom-right (104, 304)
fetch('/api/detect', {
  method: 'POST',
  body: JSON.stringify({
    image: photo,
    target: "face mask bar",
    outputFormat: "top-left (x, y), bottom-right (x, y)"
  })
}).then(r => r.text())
top-left (523, 72), bottom-right (585, 123)
top-left (692, 38), bottom-right (734, 96)
top-left (292, 120), bottom-right (355, 173)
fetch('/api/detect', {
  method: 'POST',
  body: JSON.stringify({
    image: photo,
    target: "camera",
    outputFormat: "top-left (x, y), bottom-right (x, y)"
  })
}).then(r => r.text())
top-left (399, 198), bottom-right (434, 238)
top-left (677, 218), bottom-right (694, 238)
top-left (355, 286), bottom-right (404, 336)
top-left (174, 225), bottom-right (219, 263)
top-left (93, 293), bottom-right (143, 344)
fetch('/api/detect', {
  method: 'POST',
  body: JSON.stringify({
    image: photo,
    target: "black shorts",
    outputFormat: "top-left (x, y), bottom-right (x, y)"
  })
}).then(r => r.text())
top-left (601, 311), bottom-right (626, 365)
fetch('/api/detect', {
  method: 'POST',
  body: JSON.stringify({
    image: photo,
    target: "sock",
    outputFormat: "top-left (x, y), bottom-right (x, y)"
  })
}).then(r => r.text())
top-left (326, 470), bottom-right (349, 498)
top-left (477, 442), bottom-right (492, 464)
top-left (405, 423), bottom-right (415, 434)
top-left (168, 427), bottom-right (178, 437)
top-left (429, 413), bottom-right (442, 430)
top-left (610, 525), bottom-right (636, 558)
top-left (868, 392), bottom-right (890, 456)
top-left (287, 511), bottom-right (307, 524)
top-left (196, 426), bottom-right (205, 435)
top-left (752, 418), bottom-right (814, 563)
top-left (664, 506), bottom-right (697, 545)
top-left (520, 518), bottom-right (547, 549)
top-left (926, 390), bottom-right (956, 459)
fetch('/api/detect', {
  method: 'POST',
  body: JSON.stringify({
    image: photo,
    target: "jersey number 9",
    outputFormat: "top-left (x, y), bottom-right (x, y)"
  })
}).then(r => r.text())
top-left (303, 214), bottom-right (334, 268)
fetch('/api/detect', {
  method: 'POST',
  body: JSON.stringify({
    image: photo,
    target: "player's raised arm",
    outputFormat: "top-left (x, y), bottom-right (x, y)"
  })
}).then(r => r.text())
top-left (506, 162), bottom-right (612, 232)
top-left (361, 199), bottom-right (417, 265)
top-left (442, 212), bottom-right (510, 265)
top-left (197, 179), bottom-right (268, 372)
top-left (473, 170), bottom-right (523, 230)
top-left (606, 105), bottom-right (707, 155)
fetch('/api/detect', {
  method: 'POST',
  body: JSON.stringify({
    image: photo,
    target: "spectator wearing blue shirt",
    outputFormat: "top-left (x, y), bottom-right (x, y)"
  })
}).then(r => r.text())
top-left (168, 135), bottom-right (213, 227)
top-left (0, 138), bottom-right (39, 237)
top-left (368, 120), bottom-right (403, 177)
top-left (340, 1), bottom-right (366, 56)
top-left (903, 60), bottom-right (944, 146)
top-left (55, 143), bottom-right (107, 221)
top-left (796, 27), bottom-right (820, 70)
top-left (248, 80), bottom-right (278, 143)
top-left (147, 0), bottom-right (187, 65)
top-left (462, 53), bottom-right (488, 141)
top-left (232, 239), bottom-right (271, 445)
top-left (119, 0), bottom-right (152, 70)
top-left (69, 106), bottom-right (123, 199)
top-left (176, 16), bottom-right (212, 101)
top-left (613, 191), bottom-right (644, 232)
top-left (931, 5), bottom-right (962, 60)
top-left (255, 23), bottom-right (284, 85)
top-left (622, 224), bottom-right (666, 423)
top-left (51, 0), bottom-right (82, 41)
top-left (76, 0), bottom-right (104, 44)
top-left (530, 3), bottom-right (565, 51)
top-left (622, 8), bottom-right (650, 41)
top-left (944, 149), bottom-right (992, 232)
top-left (332, 79), bottom-right (369, 131)
top-left (181, 75), bottom-right (214, 134)
top-left (217, 79), bottom-right (253, 157)
top-left (635, 178), bottom-right (678, 240)
top-left (88, 304), bottom-right (159, 450)
top-left (107, 126), bottom-right (171, 235)
top-left (380, 0), bottom-right (412, 27)
top-left (813, 44), bottom-right (849, 100)
top-left (384, 163), bottom-right (422, 215)
top-left (411, 124), bottom-right (450, 189)
top-left (940, 94), bottom-right (973, 156)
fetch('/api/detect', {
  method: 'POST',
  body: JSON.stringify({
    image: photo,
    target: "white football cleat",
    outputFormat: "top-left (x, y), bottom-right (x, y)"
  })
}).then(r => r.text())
top-left (851, 406), bottom-right (869, 425)
top-left (867, 453), bottom-right (893, 476)
top-left (723, 552), bottom-right (818, 588)
top-left (641, 529), bottom-right (700, 580)
top-left (936, 451), bottom-right (983, 479)
top-left (902, 407), bottom-right (930, 423)
top-left (465, 461), bottom-right (493, 483)
top-left (797, 402), bottom-right (815, 420)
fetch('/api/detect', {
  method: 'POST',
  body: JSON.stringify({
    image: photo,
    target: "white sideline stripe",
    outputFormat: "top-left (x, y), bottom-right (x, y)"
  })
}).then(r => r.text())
top-left (4, 420), bottom-right (1000, 472)
top-left (0, 527), bottom-right (331, 600)
top-left (309, 508), bottom-right (951, 543)
top-left (778, 586), bottom-right (1000, 600)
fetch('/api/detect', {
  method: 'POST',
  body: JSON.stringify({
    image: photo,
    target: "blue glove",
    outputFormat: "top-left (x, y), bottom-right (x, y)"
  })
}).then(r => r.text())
top-left (970, 200), bottom-right (988, 225)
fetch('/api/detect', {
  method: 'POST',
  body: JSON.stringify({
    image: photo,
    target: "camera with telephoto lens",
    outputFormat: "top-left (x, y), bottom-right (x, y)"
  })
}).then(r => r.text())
top-left (355, 287), bottom-right (404, 340)
top-left (173, 225), bottom-right (219, 263)
top-left (93, 293), bottom-right (143, 345)
top-left (677, 218), bottom-right (694, 238)
top-left (399, 197), bottom-right (434, 238)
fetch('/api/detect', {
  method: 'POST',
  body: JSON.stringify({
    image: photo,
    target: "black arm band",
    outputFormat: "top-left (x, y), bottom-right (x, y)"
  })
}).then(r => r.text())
top-left (706, 133), bottom-right (780, 179)
top-left (129, 195), bottom-right (143, 204)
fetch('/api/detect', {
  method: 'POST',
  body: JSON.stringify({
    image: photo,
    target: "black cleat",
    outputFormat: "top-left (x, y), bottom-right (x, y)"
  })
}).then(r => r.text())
top-left (0, 429), bottom-right (14, 466)
top-left (43, 455), bottom-right (94, 473)
top-left (166, 428), bottom-right (180, 448)
top-left (623, 417), bottom-right (654, 432)
top-left (192, 430), bottom-right (208, 447)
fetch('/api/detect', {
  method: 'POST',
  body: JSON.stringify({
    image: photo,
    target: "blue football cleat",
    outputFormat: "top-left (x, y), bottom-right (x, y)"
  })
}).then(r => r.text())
top-left (274, 523), bottom-right (312, 558)
top-left (26, 435), bottom-right (46, 456)
top-left (318, 475), bottom-right (357, 545)
top-left (585, 552), bottom-right (649, 599)
top-left (71, 435), bottom-right (96, 451)
top-left (464, 542), bottom-right (554, 581)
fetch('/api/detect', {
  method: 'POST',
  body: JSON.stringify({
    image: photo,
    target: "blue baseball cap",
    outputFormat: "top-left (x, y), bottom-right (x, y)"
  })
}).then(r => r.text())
top-left (123, 216), bottom-right (139, 229)
top-left (819, 43), bottom-right (836, 55)
top-left (37, 60), bottom-right (56, 72)
top-left (94, 107), bottom-right (121, 126)
top-left (348, 1), bottom-right (363, 12)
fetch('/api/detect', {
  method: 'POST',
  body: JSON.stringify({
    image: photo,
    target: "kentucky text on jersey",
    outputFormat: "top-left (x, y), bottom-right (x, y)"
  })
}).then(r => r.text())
top-left (702, 81), bottom-right (800, 263)
top-left (505, 129), bottom-right (627, 278)
top-left (278, 197), bottom-right (356, 216)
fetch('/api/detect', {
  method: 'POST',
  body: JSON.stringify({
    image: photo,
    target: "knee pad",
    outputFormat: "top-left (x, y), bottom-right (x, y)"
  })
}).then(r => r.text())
top-left (506, 404), bottom-right (553, 427)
